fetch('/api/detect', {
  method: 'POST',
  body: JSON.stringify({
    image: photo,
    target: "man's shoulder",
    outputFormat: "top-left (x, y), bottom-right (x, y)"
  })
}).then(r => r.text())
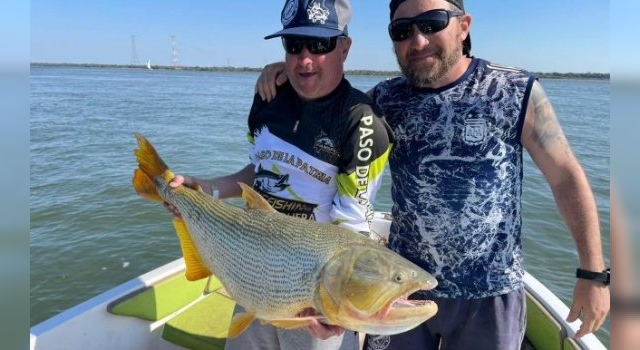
top-left (478, 58), bottom-right (534, 78)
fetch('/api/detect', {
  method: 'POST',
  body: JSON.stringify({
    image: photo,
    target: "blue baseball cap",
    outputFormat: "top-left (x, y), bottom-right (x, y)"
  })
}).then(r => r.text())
top-left (264, 0), bottom-right (351, 39)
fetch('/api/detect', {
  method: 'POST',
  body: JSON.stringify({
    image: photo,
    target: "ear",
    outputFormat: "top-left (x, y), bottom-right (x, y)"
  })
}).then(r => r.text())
top-left (460, 14), bottom-right (471, 41)
top-left (340, 37), bottom-right (352, 62)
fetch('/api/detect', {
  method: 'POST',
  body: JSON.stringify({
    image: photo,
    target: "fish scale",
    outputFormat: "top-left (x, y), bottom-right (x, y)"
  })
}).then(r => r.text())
top-left (163, 186), bottom-right (349, 317)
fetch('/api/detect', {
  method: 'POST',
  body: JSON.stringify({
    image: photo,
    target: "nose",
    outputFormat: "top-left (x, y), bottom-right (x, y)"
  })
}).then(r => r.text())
top-left (408, 24), bottom-right (430, 45)
top-left (296, 47), bottom-right (315, 64)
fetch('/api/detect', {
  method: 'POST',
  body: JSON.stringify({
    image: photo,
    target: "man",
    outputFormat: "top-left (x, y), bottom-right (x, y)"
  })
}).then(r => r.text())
top-left (255, 0), bottom-right (609, 349)
top-left (169, 0), bottom-right (393, 349)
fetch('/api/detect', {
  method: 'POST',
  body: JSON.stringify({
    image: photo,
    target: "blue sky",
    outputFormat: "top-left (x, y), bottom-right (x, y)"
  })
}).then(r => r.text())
top-left (30, 0), bottom-right (610, 73)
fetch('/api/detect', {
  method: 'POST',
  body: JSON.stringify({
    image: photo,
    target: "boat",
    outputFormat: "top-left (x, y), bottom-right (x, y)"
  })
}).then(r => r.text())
top-left (29, 212), bottom-right (607, 350)
top-left (146, 59), bottom-right (153, 70)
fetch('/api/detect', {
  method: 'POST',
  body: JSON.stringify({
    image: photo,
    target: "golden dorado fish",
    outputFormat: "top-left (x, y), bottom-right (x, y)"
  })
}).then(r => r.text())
top-left (131, 132), bottom-right (438, 337)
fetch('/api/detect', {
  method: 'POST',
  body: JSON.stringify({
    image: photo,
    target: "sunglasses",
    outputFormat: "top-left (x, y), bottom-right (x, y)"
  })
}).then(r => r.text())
top-left (281, 36), bottom-right (340, 55)
top-left (388, 9), bottom-right (464, 42)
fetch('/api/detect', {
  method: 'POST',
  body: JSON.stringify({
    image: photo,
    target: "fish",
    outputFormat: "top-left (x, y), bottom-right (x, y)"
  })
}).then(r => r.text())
top-left (131, 132), bottom-right (438, 337)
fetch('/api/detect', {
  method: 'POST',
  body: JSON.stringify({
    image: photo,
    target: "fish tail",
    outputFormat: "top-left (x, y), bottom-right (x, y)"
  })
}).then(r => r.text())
top-left (132, 132), bottom-right (175, 202)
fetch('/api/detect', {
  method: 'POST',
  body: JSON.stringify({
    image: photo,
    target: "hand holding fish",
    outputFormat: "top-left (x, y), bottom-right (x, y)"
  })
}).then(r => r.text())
top-left (163, 175), bottom-right (203, 217)
top-left (297, 308), bottom-right (345, 340)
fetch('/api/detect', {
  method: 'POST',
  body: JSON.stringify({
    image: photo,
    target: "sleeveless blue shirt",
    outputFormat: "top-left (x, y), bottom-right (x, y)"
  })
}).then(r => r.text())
top-left (372, 58), bottom-right (535, 298)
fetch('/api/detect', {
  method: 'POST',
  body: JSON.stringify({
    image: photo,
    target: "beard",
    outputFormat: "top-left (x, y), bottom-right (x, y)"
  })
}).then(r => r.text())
top-left (397, 41), bottom-right (462, 88)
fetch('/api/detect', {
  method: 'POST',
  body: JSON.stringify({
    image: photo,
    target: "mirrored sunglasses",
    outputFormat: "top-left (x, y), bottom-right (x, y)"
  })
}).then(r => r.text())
top-left (388, 9), bottom-right (464, 42)
top-left (281, 36), bottom-right (339, 55)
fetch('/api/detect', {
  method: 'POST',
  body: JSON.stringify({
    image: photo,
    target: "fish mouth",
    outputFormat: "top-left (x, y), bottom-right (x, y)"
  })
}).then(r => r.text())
top-left (378, 271), bottom-right (438, 319)
top-left (375, 291), bottom-right (437, 319)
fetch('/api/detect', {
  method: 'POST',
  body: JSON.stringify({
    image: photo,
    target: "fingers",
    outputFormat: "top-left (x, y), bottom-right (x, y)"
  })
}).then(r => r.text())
top-left (256, 63), bottom-right (287, 102)
top-left (169, 175), bottom-right (185, 188)
top-left (296, 308), bottom-right (344, 340)
top-left (567, 281), bottom-right (610, 338)
top-left (256, 72), bottom-right (275, 102)
top-left (276, 72), bottom-right (288, 87)
top-left (306, 319), bottom-right (344, 340)
top-left (566, 301), bottom-right (580, 323)
top-left (163, 201), bottom-right (182, 218)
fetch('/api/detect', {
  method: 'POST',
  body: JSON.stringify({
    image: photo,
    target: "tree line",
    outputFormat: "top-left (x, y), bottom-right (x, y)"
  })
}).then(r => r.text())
top-left (30, 63), bottom-right (609, 80)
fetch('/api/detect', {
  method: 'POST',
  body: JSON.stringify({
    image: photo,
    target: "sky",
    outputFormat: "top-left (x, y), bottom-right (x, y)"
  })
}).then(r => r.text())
top-left (29, 0), bottom-right (610, 73)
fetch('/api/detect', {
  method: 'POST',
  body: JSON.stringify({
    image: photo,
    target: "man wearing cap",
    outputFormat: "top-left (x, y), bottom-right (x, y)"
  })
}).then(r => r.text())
top-left (255, 0), bottom-right (609, 349)
top-left (167, 0), bottom-right (391, 349)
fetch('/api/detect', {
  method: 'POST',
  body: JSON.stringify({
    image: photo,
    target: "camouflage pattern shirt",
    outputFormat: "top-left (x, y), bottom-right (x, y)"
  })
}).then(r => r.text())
top-left (372, 58), bottom-right (535, 298)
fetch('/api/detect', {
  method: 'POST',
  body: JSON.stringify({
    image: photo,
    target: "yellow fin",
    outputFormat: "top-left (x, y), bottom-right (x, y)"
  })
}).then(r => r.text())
top-left (228, 312), bottom-right (255, 338)
top-left (238, 182), bottom-right (276, 212)
top-left (173, 218), bottom-right (211, 281)
top-left (214, 286), bottom-right (233, 299)
top-left (132, 168), bottom-right (163, 202)
top-left (203, 278), bottom-right (233, 300)
top-left (263, 316), bottom-right (320, 330)
top-left (132, 133), bottom-right (175, 201)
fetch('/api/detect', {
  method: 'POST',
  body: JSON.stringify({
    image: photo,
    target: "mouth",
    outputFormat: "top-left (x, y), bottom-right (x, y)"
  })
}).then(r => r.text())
top-left (407, 49), bottom-right (438, 63)
top-left (375, 290), bottom-right (436, 319)
top-left (298, 71), bottom-right (316, 78)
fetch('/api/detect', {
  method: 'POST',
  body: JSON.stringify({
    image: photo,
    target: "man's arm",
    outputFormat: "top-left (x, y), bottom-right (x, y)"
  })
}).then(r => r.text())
top-left (170, 164), bottom-right (255, 199)
top-left (521, 80), bottom-right (609, 337)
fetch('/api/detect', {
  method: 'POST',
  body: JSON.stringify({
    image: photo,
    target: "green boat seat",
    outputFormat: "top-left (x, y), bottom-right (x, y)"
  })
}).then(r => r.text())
top-left (524, 290), bottom-right (564, 350)
top-left (161, 292), bottom-right (235, 350)
top-left (108, 272), bottom-right (210, 321)
top-left (563, 337), bottom-right (581, 350)
top-left (107, 270), bottom-right (236, 350)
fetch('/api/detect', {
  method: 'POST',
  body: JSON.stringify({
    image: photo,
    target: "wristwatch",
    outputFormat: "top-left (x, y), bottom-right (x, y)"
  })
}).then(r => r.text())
top-left (576, 268), bottom-right (610, 285)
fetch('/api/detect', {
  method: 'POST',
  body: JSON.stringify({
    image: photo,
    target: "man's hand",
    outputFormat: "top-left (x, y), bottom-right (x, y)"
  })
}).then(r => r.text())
top-left (255, 62), bottom-right (287, 102)
top-left (297, 308), bottom-right (345, 340)
top-left (567, 278), bottom-right (610, 338)
top-left (163, 175), bottom-right (201, 218)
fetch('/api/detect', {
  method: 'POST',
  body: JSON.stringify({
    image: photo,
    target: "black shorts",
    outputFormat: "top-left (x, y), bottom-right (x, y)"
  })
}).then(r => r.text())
top-left (364, 288), bottom-right (526, 350)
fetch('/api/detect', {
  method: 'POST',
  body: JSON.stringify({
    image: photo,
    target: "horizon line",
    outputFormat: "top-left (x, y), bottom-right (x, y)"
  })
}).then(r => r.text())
top-left (29, 62), bottom-right (611, 77)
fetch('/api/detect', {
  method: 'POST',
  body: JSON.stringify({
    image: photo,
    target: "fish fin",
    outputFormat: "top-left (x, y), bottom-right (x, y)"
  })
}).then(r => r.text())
top-left (238, 182), bottom-right (276, 212)
top-left (213, 286), bottom-right (233, 300)
top-left (132, 168), bottom-right (163, 202)
top-left (132, 133), bottom-right (175, 201)
top-left (228, 312), bottom-right (255, 338)
top-left (173, 218), bottom-right (211, 281)
top-left (264, 316), bottom-right (321, 329)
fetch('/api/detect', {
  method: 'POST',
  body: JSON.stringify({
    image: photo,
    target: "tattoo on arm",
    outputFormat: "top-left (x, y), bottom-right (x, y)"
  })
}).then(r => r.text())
top-left (530, 83), bottom-right (563, 150)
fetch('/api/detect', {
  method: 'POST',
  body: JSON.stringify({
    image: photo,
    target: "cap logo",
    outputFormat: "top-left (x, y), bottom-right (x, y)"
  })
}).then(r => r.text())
top-left (307, 1), bottom-right (330, 24)
top-left (281, 0), bottom-right (299, 26)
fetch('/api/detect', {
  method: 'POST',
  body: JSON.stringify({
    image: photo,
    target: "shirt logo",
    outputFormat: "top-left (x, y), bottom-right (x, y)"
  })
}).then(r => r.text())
top-left (464, 118), bottom-right (487, 145)
top-left (307, 1), bottom-right (330, 24)
top-left (314, 132), bottom-right (340, 164)
top-left (366, 335), bottom-right (391, 350)
top-left (254, 164), bottom-right (290, 194)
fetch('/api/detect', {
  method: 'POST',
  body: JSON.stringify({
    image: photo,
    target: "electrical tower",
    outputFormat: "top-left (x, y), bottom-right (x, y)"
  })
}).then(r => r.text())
top-left (170, 35), bottom-right (180, 68)
top-left (130, 35), bottom-right (139, 66)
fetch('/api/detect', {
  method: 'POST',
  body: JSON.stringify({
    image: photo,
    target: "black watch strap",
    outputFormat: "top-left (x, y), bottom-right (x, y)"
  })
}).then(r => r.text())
top-left (576, 268), bottom-right (610, 285)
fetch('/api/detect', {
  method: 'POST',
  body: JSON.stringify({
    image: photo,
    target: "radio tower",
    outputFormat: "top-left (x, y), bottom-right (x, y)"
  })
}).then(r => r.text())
top-left (130, 35), bottom-right (139, 66)
top-left (170, 35), bottom-right (180, 68)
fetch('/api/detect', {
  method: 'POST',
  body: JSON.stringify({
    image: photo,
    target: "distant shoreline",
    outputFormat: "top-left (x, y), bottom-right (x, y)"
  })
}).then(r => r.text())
top-left (30, 62), bottom-right (610, 80)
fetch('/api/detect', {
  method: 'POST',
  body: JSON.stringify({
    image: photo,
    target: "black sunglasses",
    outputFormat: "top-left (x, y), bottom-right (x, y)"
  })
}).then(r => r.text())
top-left (281, 36), bottom-right (340, 55)
top-left (388, 9), bottom-right (464, 42)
